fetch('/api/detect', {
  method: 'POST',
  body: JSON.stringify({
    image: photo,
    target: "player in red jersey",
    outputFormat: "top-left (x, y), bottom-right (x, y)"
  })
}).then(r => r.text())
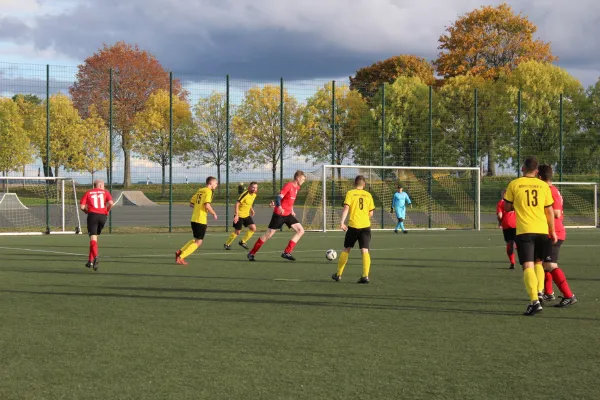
top-left (497, 190), bottom-right (517, 269)
top-left (80, 179), bottom-right (114, 271)
top-left (537, 165), bottom-right (577, 307)
top-left (247, 170), bottom-right (306, 262)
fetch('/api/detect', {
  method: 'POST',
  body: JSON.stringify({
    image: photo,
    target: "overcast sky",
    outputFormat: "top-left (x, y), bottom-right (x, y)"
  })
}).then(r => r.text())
top-left (0, 0), bottom-right (599, 86)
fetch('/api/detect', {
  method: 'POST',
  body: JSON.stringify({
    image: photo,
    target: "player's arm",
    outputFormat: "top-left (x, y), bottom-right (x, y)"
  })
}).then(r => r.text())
top-left (390, 194), bottom-right (396, 212)
top-left (340, 204), bottom-right (350, 231)
top-left (79, 194), bottom-right (88, 213)
top-left (406, 195), bottom-right (412, 208)
top-left (554, 209), bottom-right (562, 219)
top-left (503, 184), bottom-right (514, 211)
top-left (233, 201), bottom-right (240, 223)
top-left (106, 200), bottom-right (114, 213)
top-left (545, 205), bottom-right (557, 243)
top-left (274, 194), bottom-right (284, 214)
top-left (205, 202), bottom-right (218, 220)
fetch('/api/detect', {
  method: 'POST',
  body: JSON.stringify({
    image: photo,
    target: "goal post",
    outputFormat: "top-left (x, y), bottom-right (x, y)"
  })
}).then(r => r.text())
top-left (552, 182), bottom-right (598, 228)
top-left (302, 165), bottom-right (481, 232)
top-left (0, 177), bottom-right (82, 235)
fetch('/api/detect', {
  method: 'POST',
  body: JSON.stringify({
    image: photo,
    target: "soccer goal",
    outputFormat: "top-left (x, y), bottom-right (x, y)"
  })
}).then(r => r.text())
top-left (553, 182), bottom-right (598, 228)
top-left (0, 177), bottom-right (82, 235)
top-left (302, 165), bottom-right (481, 232)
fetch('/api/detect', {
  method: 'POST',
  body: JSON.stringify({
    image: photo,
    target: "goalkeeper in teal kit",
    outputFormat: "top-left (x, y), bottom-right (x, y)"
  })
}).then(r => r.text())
top-left (391, 185), bottom-right (411, 234)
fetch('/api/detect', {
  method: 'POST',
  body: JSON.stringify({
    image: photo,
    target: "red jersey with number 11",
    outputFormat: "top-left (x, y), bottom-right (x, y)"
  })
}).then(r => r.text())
top-left (276, 182), bottom-right (299, 216)
top-left (81, 189), bottom-right (113, 215)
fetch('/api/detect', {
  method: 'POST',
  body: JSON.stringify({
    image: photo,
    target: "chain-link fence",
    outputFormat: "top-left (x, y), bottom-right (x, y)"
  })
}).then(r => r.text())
top-left (1, 62), bottom-right (599, 232)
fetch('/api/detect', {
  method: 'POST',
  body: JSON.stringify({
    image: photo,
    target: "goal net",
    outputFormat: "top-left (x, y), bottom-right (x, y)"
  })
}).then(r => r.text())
top-left (302, 165), bottom-right (480, 231)
top-left (553, 182), bottom-right (598, 228)
top-left (0, 177), bottom-right (82, 235)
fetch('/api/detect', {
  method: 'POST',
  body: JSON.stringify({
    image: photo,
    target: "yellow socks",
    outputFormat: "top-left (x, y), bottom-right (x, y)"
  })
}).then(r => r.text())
top-left (225, 232), bottom-right (238, 246)
top-left (523, 267), bottom-right (539, 302)
top-left (362, 252), bottom-right (371, 278)
top-left (534, 263), bottom-right (545, 293)
top-left (241, 230), bottom-right (255, 244)
top-left (180, 240), bottom-right (199, 259)
top-left (336, 251), bottom-right (349, 277)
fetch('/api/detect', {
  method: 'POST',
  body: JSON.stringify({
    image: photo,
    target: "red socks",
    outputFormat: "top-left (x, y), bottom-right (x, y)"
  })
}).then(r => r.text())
top-left (544, 271), bottom-right (553, 294)
top-left (506, 243), bottom-right (515, 265)
top-left (284, 240), bottom-right (297, 254)
top-left (89, 240), bottom-right (98, 261)
top-left (249, 238), bottom-right (264, 255)
top-left (551, 268), bottom-right (573, 298)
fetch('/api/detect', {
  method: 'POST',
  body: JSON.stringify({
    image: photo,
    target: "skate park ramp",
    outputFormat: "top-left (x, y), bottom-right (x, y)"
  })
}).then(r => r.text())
top-left (111, 191), bottom-right (158, 206)
top-left (0, 193), bottom-right (29, 210)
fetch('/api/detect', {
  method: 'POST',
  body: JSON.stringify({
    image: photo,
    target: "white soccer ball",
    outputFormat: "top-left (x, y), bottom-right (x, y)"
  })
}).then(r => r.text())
top-left (325, 249), bottom-right (337, 261)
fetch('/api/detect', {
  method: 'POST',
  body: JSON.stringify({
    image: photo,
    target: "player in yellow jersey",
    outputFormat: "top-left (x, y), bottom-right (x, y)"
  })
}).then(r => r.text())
top-left (504, 157), bottom-right (557, 316)
top-left (331, 175), bottom-right (375, 284)
top-left (175, 176), bottom-right (218, 265)
top-left (224, 182), bottom-right (258, 250)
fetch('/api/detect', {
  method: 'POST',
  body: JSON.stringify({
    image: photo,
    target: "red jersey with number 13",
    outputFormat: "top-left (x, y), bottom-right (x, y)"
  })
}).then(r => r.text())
top-left (81, 189), bottom-right (113, 215)
top-left (550, 185), bottom-right (566, 240)
top-left (275, 182), bottom-right (299, 216)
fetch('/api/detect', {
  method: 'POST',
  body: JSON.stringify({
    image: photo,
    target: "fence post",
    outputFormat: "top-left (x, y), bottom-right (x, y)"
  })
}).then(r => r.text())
top-left (380, 83), bottom-right (385, 228)
top-left (225, 75), bottom-right (230, 232)
top-left (517, 90), bottom-right (522, 177)
top-left (109, 68), bottom-right (113, 233)
top-left (428, 86), bottom-right (433, 229)
top-left (45, 64), bottom-right (50, 233)
top-left (559, 93), bottom-right (564, 182)
top-left (168, 71), bottom-right (173, 233)
top-left (280, 78), bottom-right (284, 191)
top-left (473, 88), bottom-right (478, 230)
top-left (331, 80), bottom-right (336, 229)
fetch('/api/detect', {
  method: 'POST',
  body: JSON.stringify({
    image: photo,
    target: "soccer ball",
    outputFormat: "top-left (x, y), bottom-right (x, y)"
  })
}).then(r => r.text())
top-left (325, 249), bottom-right (337, 261)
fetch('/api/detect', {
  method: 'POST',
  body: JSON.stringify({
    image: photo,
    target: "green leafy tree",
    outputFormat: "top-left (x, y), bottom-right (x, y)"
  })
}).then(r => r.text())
top-left (133, 89), bottom-right (193, 197)
top-left (12, 94), bottom-right (42, 175)
top-left (298, 83), bottom-right (369, 173)
top-left (232, 85), bottom-right (303, 194)
top-left (70, 107), bottom-right (110, 184)
top-left (0, 97), bottom-right (33, 175)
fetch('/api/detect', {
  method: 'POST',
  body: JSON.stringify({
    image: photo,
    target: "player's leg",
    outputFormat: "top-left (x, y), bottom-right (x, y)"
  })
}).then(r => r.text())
top-left (394, 210), bottom-right (402, 233)
top-left (282, 218), bottom-right (304, 260)
top-left (357, 228), bottom-right (372, 283)
top-left (516, 234), bottom-right (542, 316)
top-left (178, 223), bottom-right (206, 264)
top-left (90, 215), bottom-right (106, 271)
top-left (248, 215), bottom-right (281, 259)
top-left (224, 219), bottom-right (242, 249)
top-left (239, 218), bottom-right (256, 249)
top-left (503, 228), bottom-right (516, 268)
top-left (543, 241), bottom-right (576, 307)
top-left (333, 228), bottom-right (356, 281)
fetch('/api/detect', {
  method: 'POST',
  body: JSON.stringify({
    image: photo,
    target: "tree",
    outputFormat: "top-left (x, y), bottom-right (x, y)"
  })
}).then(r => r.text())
top-left (506, 61), bottom-right (585, 169)
top-left (232, 85), bottom-right (302, 194)
top-left (69, 41), bottom-right (184, 187)
top-left (30, 94), bottom-right (88, 176)
top-left (0, 97), bottom-right (33, 175)
top-left (297, 83), bottom-right (369, 173)
top-left (350, 55), bottom-right (435, 99)
top-left (568, 79), bottom-right (600, 174)
top-left (133, 89), bottom-right (193, 197)
top-left (189, 92), bottom-right (232, 191)
top-left (434, 3), bottom-right (556, 80)
top-left (12, 94), bottom-right (42, 175)
top-left (70, 107), bottom-right (110, 184)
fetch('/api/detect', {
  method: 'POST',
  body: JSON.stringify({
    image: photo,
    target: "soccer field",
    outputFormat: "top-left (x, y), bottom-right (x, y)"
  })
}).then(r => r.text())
top-left (1, 230), bottom-right (599, 400)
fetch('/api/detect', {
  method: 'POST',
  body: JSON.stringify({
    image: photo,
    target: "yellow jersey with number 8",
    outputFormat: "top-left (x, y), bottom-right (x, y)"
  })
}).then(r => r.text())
top-left (190, 187), bottom-right (213, 224)
top-left (504, 177), bottom-right (553, 235)
top-left (343, 189), bottom-right (375, 229)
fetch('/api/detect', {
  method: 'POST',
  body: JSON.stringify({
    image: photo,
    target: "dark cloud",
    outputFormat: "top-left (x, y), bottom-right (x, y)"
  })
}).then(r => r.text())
top-left (2, 0), bottom-right (599, 84)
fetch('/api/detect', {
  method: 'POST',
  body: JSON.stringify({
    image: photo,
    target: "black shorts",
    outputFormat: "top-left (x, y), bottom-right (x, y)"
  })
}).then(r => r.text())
top-left (515, 233), bottom-right (551, 264)
top-left (344, 227), bottom-right (372, 249)
top-left (233, 216), bottom-right (255, 230)
top-left (87, 212), bottom-right (107, 236)
top-left (191, 222), bottom-right (207, 240)
top-left (268, 213), bottom-right (299, 230)
top-left (545, 240), bottom-right (564, 263)
top-left (502, 228), bottom-right (516, 243)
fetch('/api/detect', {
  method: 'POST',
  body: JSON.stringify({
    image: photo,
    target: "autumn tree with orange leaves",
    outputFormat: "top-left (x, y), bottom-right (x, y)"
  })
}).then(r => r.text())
top-left (349, 55), bottom-right (435, 99)
top-left (434, 3), bottom-right (556, 80)
top-left (70, 41), bottom-right (184, 188)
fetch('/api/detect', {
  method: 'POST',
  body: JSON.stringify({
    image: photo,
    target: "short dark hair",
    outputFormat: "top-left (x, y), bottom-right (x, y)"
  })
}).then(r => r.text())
top-left (397, 184), bottom-right (403, 189)
top-left (249, 181), bottom-right (258, 186)
top-left (354, 175), bottom-right (366, 186)
top-left (538, 164), bottom-right (553, 182)
top-left (294, 170), bottom-right (305, 180)
top-left (523, 156), bottom-right (539, 173)
top-left (206, 176), bottom-right (217, 185)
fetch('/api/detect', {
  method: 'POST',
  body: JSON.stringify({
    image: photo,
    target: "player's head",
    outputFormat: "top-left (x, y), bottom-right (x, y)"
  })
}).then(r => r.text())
top-left (93, 179), bottom-right (104, 189)
top-left (522, 156), bottom-right (539, 175)
top-left (248, 181), bottom-right (258, 193)
top-left (354, 175), bottom-right (366, 188)
top-left (206, 176), bottom-right (218, 189)
top-left (538, 164), bottom-right (553, 183)
top-left (397, 184), bottom-right (403, 192)
top-left (294, 170), bottom-right (306, 186)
